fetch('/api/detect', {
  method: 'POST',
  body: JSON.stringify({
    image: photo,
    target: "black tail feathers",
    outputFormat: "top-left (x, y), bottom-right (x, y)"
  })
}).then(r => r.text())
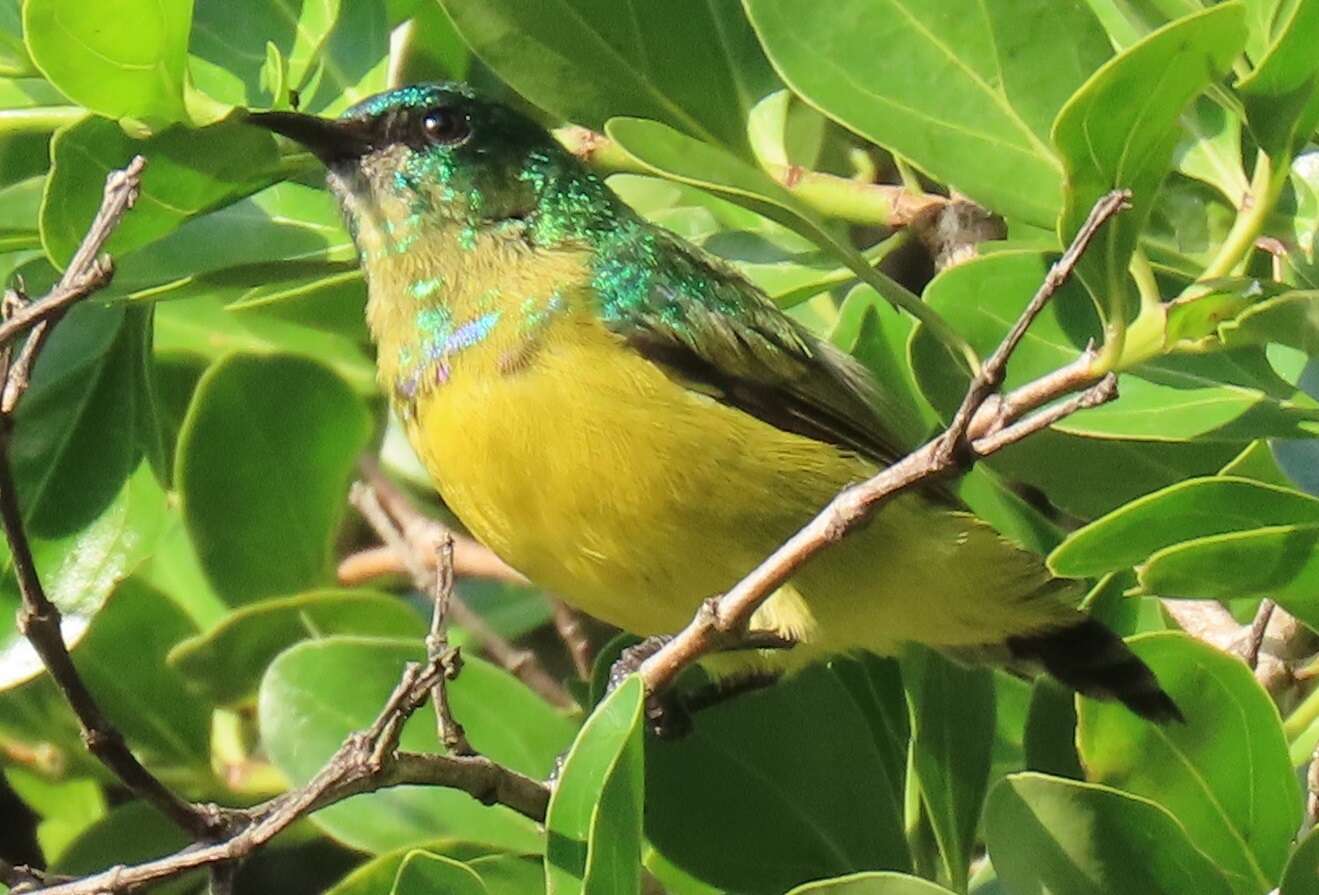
top-left (1007, 617), bottom-right (1184, 724)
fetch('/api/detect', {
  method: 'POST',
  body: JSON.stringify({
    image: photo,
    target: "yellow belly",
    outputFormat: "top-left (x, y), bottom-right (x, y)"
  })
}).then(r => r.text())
top-left (406, 315), bottom-right (1067, 663)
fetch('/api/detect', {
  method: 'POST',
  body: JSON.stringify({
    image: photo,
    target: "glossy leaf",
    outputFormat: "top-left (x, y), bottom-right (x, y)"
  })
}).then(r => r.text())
top-left (1237, 0), bottom-right (1319, 157)
top-left (904, 647), bottom-right (995, 892)
top-left (986, 773), bottom-right (1233, 895)
top-left (41, 115), bottom-right (280, 267)
top-left (176, 354), bottom-right (373, 605)
top-left (167, 590), bottom-right (426, 705)
top-left (440, 0), bottom-right (778, 155)
top-left (191, 0), bottom-right (389, 114)
top-left (0, 303), bottom-right (166, 689)
top-left (392, 851), bottom-right (488, 895)
top-left (469, 855), bottom-right (546, 895)
top-left (1053, 5), bottom-right (1245, 315)
top-left (746, 0), bottom-right (1112, 226)
top-left (259, 637), bottom-right (575, 853)
top-left (1049, 476), bottom-right (1319, 577)
top-left (1219, 291), bottom-right (1319, 354)
top-left (53, 802), bottom-right (196, 894)
top-left (1077, 632), bottom-right (1299, 893)
top-left (646, 659), bottom-right (911, 893)
top-left (546, 676), bottom-right (644, 895)
top-left (1140, 524), bottom-right (1319, 621)
top-left (24, 0), bottom-right (191, 121)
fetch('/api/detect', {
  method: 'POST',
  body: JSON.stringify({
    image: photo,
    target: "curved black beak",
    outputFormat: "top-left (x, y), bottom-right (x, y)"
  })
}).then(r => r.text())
top-left (247, 110), bottom-right (374, 166)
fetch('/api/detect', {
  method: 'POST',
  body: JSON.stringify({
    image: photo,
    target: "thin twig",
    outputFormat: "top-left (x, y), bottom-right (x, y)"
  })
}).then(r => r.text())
top-left (0, 156), bottom-right (146, 413)
top-left (637, 191), bottom-right (1132, 695)
top-left (429, 534), bottom-right (474, 755)
top-left (351, 469), bottom-right (576, 709)
top-left (1245, 599), bottom-right (1276, 669)
top-left (552, 599), bottom-right (595, 679)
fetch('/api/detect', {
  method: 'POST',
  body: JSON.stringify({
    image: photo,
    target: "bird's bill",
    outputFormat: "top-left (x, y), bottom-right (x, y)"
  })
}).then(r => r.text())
top-left (247, 110), bottom-right (373, 165)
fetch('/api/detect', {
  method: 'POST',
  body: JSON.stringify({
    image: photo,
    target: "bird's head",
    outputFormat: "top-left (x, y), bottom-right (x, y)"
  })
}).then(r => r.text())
top-left (249, 82), bottom-right (601, 248)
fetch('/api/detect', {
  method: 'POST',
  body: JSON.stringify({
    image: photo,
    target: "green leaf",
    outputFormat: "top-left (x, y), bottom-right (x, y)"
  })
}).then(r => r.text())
top-left (746, 0), bottom-right (1112, 226)
top-left (1049, 475), bottom-right (1319, 577)
top-left (1237, 0), bottom-right (1319, 158)
top-left (1281, 828), bottom-right (1319, 895)
top-left (787, 872), bottom-right (958, 894)
top-left (41, 115), bottom-right (280, 267)
top-left (985, 773), bottom-right (1233, 895)
top-left (440, 0), bottom-right (778, 155)
top-left (24, 0), bottom-right (191, 121)
top-left (1140, 523), bottom-right (1319, 619)
top-left (469, 855), bottom-right (546, 895)
top-left (0, 579), bottom-right (212, 780)
top-left (154, 293), bottom-right (375, 396)
top-left (646, 659), bottom-right (911, 893)
top-left (903, 647), bottom-right (994, 893)
top-left (176, 354), bottom-right (373, 605)
top-left (1219, 290), bottom-right (1319, 353)
top-left (0, 304), bottom-right (167, 690)
top-left (1053, 4), bottom-right (1246, 320)
top-left (911, 251), bottom-right (1319, 441)
top-left (259, 636), bottom-right (574, 853)
top-left (605, 117), bottom-right (965, 354)
top-left (1176, 96), bottom-right (1249, 202)
top-left (546, 676), bottom-right (644, 895)
top-left (392, 851), bottom-right (488, 895)
top-left (168, 590), bottom-right (426, 705)
top-left (1077, 632), bottom-right (1299, 893)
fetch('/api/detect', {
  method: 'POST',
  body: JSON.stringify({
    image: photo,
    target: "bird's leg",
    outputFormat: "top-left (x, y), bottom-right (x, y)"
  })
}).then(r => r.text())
top-left (607, 634), bottom-right (672, 692)
top-left (682, 671), bottom-right (782, 716)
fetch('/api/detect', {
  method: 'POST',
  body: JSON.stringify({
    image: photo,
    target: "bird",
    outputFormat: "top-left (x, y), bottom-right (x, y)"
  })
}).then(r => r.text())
top-left (249, 82), bottom-right (1180, 724)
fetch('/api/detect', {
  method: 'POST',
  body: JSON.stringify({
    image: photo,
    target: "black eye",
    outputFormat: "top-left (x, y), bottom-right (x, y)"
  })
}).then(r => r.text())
top-left (421, 107), bottom-right (470, 146)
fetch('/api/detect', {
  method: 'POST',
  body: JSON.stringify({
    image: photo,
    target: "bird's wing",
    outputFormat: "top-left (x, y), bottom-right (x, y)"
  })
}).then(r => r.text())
top-left (595, 227), bottom-right (907, 467)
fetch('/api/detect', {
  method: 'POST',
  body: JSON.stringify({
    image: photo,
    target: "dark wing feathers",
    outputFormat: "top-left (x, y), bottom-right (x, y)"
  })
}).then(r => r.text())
top-left (598, 228), bottom-right (905, 467)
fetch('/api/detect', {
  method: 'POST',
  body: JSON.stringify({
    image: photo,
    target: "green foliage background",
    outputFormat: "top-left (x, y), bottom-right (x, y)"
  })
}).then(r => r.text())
top-left (0, 0), bottom-right (1318, 893)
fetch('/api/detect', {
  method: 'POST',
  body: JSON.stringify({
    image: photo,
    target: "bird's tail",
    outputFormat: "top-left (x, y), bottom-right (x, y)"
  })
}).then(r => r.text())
top-left (1005, 615), bottom-right (1184, 724)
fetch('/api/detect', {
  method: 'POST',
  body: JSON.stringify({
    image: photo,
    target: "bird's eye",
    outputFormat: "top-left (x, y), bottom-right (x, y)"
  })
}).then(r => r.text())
top-left (421, 107), bottom-right (470, 146)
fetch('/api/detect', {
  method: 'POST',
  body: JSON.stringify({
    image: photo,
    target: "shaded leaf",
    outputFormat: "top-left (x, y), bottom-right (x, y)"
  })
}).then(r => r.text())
top-left (986, 772), bottom-right (1233, 895)
top-left (1077, 632), bottom-right (1299, 893)
top-left (392, 850), bottom-right (488, 895)
top-left (440, 0), bottom-right (778, 155)
top-left (176, 354), bottom-right (373, 605)
top-left (787, 872), bottom-right (958, 894)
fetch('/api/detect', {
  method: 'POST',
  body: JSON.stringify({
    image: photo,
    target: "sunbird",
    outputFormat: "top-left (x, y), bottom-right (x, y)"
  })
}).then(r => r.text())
top-left (251, 83), bottom-right (1179, 723)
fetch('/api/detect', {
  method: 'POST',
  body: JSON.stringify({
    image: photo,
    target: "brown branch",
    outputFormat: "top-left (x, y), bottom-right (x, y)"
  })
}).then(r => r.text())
top-left (351, 466), bottom-right (576, 709)
top-left (552, 599), bottom-right (596, 679)
top-left (0, 156), bottom-right (237, 842)
top-left (26, 654), bottom-right (550, 895)
top-left (428, 534), bottom-right (474, 756)
top-left (0, 156), bottom-right (146, 413)
top-left (637, 190), bottom-right (1133, 695)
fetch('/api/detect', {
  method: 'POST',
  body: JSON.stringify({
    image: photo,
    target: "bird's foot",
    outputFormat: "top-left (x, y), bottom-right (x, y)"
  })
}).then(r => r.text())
top-left (606, 634), bottom-right (671, 693)
top-left (683, 671), bottom-right (782, 716)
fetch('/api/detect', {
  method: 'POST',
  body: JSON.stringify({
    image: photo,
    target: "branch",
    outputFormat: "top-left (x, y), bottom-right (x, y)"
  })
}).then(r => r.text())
top-left (26, 655), bottom-right (550, 895)
top-left (0, 156), bottom-right (146, 413)
top-left (0, 156), bottom-right (239, 842)
top-left (637, 190), bottom-right (1132, 695)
